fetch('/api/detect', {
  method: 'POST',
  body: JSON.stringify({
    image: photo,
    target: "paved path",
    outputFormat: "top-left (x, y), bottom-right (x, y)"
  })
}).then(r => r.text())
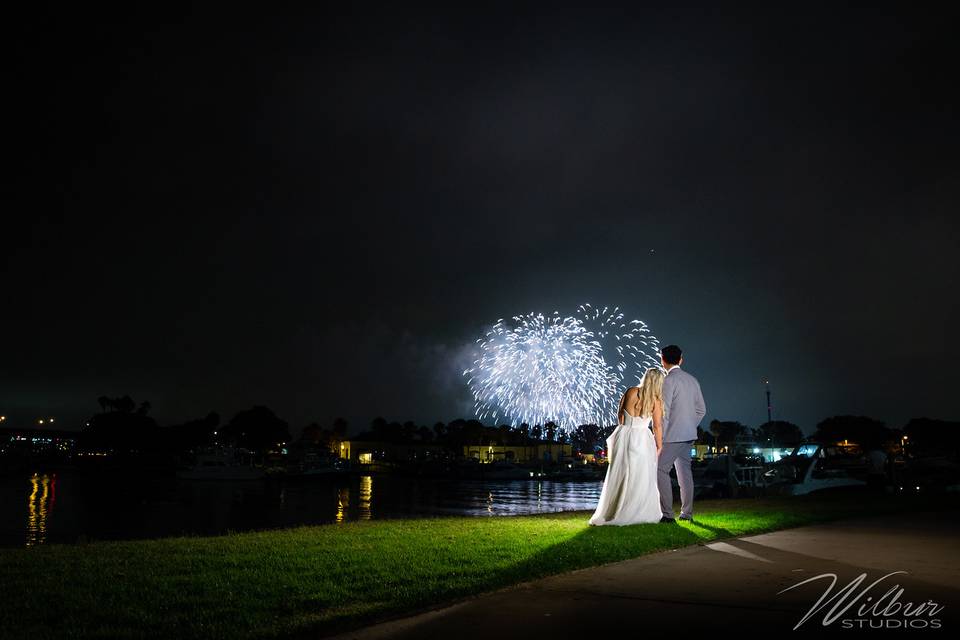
top-left (328, 509), bottom-right (959, 636)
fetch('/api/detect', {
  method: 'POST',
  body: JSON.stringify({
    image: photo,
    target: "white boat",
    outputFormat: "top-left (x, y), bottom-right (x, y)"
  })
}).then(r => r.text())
top-left (764, 443), bottom-right (867, 495)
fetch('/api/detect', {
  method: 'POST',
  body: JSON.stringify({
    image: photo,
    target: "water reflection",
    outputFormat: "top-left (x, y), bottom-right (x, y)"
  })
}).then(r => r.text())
top-left (336, 487), bottom-right (349, 523)
top-left (1, 471), bottom-right (603, 547)
top-left (26, 473), bottom-right (54, 547)
top-left (358, 475), bottom-right (372, 520)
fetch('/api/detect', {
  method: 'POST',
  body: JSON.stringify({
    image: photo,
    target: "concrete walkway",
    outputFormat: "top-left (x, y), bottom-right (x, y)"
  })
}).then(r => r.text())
top-left (328, 510), bottom-right (959, 636)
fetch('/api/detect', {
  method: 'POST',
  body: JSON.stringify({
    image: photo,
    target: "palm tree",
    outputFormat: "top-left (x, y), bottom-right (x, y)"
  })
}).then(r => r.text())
top-left (544, 421), bottom-right (557, 442)
top-left (115, 395), bottom-right (136, 413)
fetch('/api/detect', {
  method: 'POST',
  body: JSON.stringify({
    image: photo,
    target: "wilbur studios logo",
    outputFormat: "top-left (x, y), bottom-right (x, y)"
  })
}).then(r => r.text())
top-left (778, 571), bottom-right (944, 630)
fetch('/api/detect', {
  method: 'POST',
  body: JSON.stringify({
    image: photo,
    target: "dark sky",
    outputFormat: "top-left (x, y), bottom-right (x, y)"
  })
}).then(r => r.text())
top-left (4, 5), bottom-right (958, 436)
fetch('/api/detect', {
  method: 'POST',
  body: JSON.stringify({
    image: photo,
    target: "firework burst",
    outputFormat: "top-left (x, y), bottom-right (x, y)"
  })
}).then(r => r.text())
top-left (463, 304), bottom-right (662, 427)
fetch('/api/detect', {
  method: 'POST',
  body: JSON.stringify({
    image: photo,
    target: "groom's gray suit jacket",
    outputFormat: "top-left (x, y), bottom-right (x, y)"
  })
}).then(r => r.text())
top-left (661, 366), bottom-right (706, 442)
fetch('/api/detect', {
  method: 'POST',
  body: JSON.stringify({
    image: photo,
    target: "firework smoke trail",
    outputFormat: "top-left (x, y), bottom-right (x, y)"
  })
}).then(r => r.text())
top-left (463, 304), bottom-right (661, 428)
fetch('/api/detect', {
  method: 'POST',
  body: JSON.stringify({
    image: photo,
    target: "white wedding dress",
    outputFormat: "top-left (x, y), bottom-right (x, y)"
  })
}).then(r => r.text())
top-left (588, 409), bottom-right (662, 525)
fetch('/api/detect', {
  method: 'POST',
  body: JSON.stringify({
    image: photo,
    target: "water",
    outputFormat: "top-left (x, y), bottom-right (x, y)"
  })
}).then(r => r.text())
top-left (0, 470), bottom-right (603, 547)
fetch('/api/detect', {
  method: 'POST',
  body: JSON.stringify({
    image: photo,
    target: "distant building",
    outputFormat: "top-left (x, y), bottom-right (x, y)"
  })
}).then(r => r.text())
top-left (336, 435), bottom-right (574, 466)
top-left (463, 442), bottom-right (573, 464)
top-left (337, 438), bottom-right (447, 465)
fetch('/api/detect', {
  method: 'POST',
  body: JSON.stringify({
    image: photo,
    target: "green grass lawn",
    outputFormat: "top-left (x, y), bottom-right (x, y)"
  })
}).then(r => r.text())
top-left (0, 491), bottom-right (951, 639)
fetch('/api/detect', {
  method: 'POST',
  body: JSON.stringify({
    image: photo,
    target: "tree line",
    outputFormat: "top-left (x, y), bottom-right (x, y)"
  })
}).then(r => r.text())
top-left (75, 396), bottom-right (957, 458)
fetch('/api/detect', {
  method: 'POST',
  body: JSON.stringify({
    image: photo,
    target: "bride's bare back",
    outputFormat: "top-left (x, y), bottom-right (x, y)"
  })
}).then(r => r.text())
top-left (617, 374), bottom-right (665, 452)
top-left (619, 387), bottom-right (643, 420)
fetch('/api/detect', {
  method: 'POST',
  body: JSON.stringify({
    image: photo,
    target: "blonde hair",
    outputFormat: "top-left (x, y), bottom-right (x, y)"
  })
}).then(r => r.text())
top-left (621, 367), bottom-right (665, 419)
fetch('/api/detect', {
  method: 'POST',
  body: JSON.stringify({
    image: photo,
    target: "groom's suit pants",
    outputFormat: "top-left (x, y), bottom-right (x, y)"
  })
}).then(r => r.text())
top-left (658, 441), bottom-right (695, 519)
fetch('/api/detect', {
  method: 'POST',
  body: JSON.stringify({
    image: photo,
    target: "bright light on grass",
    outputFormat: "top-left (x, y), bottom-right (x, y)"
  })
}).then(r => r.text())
top-left (0, 492), bottom-right (945, 639)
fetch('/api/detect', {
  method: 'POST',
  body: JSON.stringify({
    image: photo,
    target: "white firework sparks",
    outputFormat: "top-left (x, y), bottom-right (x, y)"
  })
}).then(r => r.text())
top-left (463, 304), bottom-right (662, 427)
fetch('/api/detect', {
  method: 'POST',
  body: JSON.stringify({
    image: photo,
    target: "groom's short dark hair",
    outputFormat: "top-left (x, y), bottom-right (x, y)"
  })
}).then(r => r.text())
top-left (661, 344), bottom-right (682, 365)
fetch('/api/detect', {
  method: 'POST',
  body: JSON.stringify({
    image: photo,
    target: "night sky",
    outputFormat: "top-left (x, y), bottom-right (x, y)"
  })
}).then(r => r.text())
top-left (5, 6), bottom-right (958, 436)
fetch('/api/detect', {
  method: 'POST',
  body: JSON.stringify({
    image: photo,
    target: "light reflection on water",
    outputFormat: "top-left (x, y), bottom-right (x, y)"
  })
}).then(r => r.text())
top-left (336, 487), bottom-right (349, 523)
top-left (1, 471), bottom-right (603, 547)
top-left (358, 475), bottom-right (373, 520)
top-left (26, 473), bottom-right (54, 547)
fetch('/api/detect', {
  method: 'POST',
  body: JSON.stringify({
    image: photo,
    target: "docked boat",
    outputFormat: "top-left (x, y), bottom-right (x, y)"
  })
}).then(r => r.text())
top-left (480, 460), bottom-right (532, 480)
top-left (763, 443), bottom-right (868, 495)
top-left (177, 448), bottom-right (265, 481)
top-left (549, 463), bottom-right (604, 481)
top-left (286, 454), bottom-right (350, 478)
top-left (454, 458), bottom-right (531, 480)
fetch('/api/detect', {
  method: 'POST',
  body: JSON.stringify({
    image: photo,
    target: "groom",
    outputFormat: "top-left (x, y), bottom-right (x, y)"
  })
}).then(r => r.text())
top-left (657, 344), bottom-right (706, 523)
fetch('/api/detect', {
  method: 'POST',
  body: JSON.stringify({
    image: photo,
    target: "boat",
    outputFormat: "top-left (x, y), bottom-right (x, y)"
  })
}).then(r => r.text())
top-left (763, 443), bottom-right (867, 495)
top-left (479, 460), bottom-right (532, 480)
top-left (287, 454), bottom-right (350, 478)
top-left (548, 463), bottom-right (604, 481)
top-left (452, 458), bottom-right (532, 480)
top-left (177, 448), bottom-right (265, 481)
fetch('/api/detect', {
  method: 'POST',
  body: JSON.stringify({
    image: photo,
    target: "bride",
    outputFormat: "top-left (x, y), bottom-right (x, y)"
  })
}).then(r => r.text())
top-left (588, 367), bottom-right (665, 525)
